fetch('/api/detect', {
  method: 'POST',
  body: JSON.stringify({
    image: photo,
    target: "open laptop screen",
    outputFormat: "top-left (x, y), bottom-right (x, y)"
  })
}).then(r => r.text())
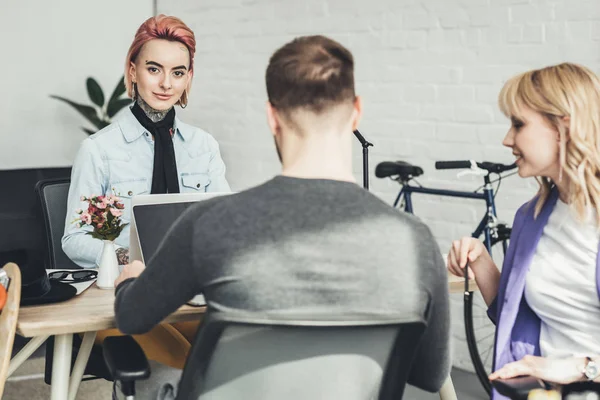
top-left (132, 200), bottom-right (214, 307)
top-left (132, 201), bottom-right (198, 264)
top-left (129, 192), bottom-right (231, 263)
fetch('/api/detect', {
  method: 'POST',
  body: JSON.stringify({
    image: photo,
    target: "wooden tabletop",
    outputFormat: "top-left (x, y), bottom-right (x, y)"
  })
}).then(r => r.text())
top-left (17, 274), bottom-right (476, 338)
top-left (17, 284), bottom-right (205, 338)
top-left (448, 272), bottom-right (478, 294)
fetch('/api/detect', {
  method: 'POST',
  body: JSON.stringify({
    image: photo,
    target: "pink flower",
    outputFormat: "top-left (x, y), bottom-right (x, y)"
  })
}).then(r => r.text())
top-left (105, 195), bottom-right (115, 205)
top-left (110, 208), bottom-right (123, 217)
top-left (112, 196), bottom-right (121, 203)
top-left (96, 200), bottom-right (107, 209)
top-left (80, 212), bottom-right (92, 225)
top-left (97, 223), bottom-right (103, 229)
top-left (80, 195), bottom-right (86, 201)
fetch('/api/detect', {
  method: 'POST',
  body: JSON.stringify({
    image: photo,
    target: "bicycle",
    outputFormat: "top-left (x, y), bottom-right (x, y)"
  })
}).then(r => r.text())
top-left (375, 159), bottom-right (517, 394)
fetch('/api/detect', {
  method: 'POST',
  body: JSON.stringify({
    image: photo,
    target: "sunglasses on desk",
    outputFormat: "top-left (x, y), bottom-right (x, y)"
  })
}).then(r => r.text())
top-left (48, 270), bottom-right (98, 283)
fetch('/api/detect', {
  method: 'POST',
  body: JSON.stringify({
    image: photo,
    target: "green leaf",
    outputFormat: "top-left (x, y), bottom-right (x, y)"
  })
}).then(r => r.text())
top-left (50, 95), bottom-right (105, 129)
top-left (108, 76), bottom-right (127, 105)
top-left (86, 77), bottom-right (105, 107)
top-left (82, 127), bottom-right (96, 135)
top-left (97, 120), bottom-right (110, 130)
top-left (107, 98), bottom-right (132, 118)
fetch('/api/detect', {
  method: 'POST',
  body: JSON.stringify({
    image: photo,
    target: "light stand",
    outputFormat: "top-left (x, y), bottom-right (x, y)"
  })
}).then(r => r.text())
top-left (353, 129), bottom-right (374, 190)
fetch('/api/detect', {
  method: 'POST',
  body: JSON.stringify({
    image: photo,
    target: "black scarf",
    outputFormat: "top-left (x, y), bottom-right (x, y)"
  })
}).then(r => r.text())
top-left (130, 103), bottom-right (180, 194)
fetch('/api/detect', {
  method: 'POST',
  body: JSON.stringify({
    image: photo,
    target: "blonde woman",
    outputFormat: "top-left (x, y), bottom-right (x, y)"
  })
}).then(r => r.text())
top-left (447, 63), bottom-right (600, 396)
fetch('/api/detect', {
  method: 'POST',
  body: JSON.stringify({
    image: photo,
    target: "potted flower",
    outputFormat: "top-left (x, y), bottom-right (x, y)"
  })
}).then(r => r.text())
top-left (75, 195), bottom-right (127, 289)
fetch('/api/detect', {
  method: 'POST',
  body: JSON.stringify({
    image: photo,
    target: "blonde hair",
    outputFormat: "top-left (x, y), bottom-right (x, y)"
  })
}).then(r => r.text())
top-left (498, 63), bottom-right (600, 223)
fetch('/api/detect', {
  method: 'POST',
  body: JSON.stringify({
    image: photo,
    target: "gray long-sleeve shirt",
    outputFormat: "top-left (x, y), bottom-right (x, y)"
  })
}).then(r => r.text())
top-left (115, 176), bottom-right (450, 392)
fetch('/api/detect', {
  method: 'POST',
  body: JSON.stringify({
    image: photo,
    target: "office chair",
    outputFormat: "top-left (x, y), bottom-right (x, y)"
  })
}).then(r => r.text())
top-left (35, 178), bottom-right (112, 383)
top-left (105, 312), bottom-right (428, 399)
top-left (35, 178), bottom-right (81, 271)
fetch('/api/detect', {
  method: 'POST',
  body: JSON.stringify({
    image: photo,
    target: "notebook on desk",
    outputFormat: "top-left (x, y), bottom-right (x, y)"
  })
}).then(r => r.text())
top-left (130, 192), bottom-right (232, 306)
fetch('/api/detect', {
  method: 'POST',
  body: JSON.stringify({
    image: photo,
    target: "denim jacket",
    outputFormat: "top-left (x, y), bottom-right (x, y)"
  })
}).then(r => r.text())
top-left (488, 188), bottom-right (600, 399)
top-left (62, 107), bottom-right (231, 268)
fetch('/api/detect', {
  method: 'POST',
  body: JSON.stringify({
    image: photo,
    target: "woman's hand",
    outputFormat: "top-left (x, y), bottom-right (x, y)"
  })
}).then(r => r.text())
top-left (447, 237), bottom-right (492, 279)
top-left (114, 260), bottom-right (146, 287)
top-left (489, 355), bottom-right (586, 385)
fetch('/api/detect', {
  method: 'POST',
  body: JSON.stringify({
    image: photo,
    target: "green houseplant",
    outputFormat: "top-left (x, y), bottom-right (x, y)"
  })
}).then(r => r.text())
top-left (51, 76), bottom-right (132, 135)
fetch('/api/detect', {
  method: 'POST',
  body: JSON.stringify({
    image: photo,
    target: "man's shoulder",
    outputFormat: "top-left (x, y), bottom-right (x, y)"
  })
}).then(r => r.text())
top-left (360, 191), bottom-right (432, 232)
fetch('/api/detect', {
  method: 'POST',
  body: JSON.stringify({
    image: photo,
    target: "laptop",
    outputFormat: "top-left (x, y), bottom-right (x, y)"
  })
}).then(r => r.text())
top-left (130, 192), bottom-right (231, 306)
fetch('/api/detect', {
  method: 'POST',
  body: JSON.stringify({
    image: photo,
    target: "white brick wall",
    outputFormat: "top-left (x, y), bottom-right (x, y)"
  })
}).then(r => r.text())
top-left (159, 0), bottom-right (600, 370)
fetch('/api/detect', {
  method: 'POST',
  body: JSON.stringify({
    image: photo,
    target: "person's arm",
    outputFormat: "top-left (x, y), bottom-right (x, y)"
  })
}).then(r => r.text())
top-left (447, 236), bottom-right (500, 306)
top-left (114, 206), bottom-right (200, 335)
top-left (490, 355), bottom-right (600, 385)
top-left (205, 135), bottom-right (231, 192)
top-left (408, 226), bottom-right (451, 392)
top-left (485, 202), bottom-right (529, 323)
top-left (61, 138), bottom-right (107, 268)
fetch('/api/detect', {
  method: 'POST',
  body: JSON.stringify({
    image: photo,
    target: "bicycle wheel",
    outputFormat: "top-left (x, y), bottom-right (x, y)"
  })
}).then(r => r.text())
top-left (464, 238), bottom-right (508, 394)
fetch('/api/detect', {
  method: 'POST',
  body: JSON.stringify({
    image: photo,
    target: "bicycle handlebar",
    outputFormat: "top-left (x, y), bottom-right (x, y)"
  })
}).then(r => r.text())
top-left (435, 161), bottom-right (471, 170)
top-left (435, 160), bottom-right (516, 174)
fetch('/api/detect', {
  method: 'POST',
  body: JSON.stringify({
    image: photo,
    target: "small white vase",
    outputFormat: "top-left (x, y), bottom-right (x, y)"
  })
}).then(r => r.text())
top-left (96, 240), bottom-right (120, 289)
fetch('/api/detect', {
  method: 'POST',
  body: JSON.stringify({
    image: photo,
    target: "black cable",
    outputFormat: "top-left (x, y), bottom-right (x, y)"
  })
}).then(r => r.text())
top-left (494, 174), bottom-right (502, 200)
top-left (412, 178), bottom-right (424, 188)
top-left (473, 171), bottom-right (519, 193)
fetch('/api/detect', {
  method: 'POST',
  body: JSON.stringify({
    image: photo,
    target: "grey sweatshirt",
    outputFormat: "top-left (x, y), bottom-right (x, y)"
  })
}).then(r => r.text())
top-left (115, 176), bottom-right (450, 392)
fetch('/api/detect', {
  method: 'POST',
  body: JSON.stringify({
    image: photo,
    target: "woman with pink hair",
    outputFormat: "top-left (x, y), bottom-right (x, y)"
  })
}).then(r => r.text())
top-left (61, 14), bottom-right (230, 374)
top-left (63, 15), bottom-right (230, 269)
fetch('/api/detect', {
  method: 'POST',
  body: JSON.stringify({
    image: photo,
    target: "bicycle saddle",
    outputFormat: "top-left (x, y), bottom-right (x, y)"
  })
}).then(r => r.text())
top-left (375, 161), bottom-right (424, 180)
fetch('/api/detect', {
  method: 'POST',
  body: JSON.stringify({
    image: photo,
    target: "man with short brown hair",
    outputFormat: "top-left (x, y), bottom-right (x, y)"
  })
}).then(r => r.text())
top-left (114, 35), bottom-right (451, 397)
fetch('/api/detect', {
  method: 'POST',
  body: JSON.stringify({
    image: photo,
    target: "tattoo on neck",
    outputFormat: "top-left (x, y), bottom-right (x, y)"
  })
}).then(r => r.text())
top-left (136, 96), bottom-right (172, 123)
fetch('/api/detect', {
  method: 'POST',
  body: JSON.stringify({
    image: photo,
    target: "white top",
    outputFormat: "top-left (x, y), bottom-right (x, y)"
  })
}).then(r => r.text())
top-left (525, 200), bottom-right (600, 358)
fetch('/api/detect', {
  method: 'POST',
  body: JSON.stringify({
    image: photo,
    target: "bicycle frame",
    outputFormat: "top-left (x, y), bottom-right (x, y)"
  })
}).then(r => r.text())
top-left (392, 173), bottom-right (506, 394)
top-left (394, 175), bottom-right (500, 259)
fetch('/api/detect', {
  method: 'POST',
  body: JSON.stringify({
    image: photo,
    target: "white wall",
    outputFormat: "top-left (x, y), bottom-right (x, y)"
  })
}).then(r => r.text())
top-left (0, 0), bottom-right (153, 170)
top-left (158, 0), bottom-right (600, 371)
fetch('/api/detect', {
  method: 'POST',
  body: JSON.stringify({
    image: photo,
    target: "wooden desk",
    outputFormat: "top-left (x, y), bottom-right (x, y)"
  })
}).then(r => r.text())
top-left (447, 272), bottom-right (478, 294)
top-left (10, 284), bottom-right (205, 400)
top-left (17, 284), bottom-right (204, 338)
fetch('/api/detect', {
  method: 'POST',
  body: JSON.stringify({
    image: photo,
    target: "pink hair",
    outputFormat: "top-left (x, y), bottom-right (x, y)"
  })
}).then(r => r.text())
top-left (124, 15), bottom-right (196, 107)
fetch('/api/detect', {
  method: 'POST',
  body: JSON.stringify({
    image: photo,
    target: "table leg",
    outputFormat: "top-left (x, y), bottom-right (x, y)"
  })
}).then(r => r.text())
top-left (51, 334), bottom-right (73, 400)
top-left (8, 335), bottom-right (49, 377)
top-left (439, 375), bottom-right (458, 400)
top-left (68, 331), bottom-right (97, 400)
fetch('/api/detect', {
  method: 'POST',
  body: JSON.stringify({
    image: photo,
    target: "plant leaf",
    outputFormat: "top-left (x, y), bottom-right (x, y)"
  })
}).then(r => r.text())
top-left (50, 95), bottom-right (106, 129)
top-left (108, 76), bottom-right (127, 105)
top-left (86, 78), bottom-right (105, 107)
top-left (107, 98), bottom-right (132, 118)
top-left (96, 120), bottom-right (110, 130)
top-left (82, 127), bottom-right (96, 135)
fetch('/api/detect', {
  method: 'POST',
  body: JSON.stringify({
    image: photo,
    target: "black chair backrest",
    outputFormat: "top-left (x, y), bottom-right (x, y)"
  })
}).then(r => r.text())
top-left (35, 178), bottom-right (80, 270)
top-left (176, 312), bottom-right (426, 400)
